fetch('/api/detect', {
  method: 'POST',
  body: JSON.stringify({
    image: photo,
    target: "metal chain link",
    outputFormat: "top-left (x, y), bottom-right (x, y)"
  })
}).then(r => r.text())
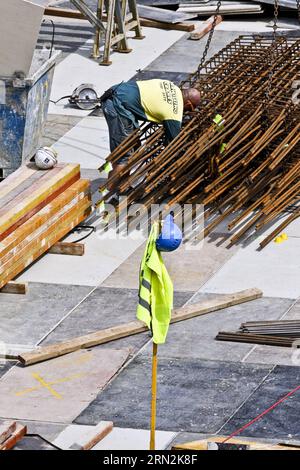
top-left (264, 0), bottom-right (280, 112)
top-left (297, 0), bottom-right (300, 24)
top-left (197, 0), bottom-right (222, 76)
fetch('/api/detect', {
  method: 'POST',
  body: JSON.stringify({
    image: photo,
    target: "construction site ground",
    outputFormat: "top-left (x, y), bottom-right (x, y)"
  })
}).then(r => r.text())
top-left (1, 14), bottom-right (300, 450)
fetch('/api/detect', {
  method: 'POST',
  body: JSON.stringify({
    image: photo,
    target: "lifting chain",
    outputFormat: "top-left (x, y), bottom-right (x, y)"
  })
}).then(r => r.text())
top-left (264, 0), bottom-right (280, 112)
top-left (197, 0), bottom-right (222, 76)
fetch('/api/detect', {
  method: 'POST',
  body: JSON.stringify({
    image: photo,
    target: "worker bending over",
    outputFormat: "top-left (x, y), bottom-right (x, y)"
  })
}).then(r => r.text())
top-left (101, 79), bottom-right (201, 182)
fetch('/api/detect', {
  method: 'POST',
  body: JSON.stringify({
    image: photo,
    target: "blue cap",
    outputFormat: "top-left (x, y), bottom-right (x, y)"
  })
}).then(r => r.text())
top-left (156, 214), bottom-right (182, 252)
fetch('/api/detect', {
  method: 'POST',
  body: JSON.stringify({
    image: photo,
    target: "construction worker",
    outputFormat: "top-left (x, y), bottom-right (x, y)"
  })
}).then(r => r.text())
top-left (100, 79), bottom-right (201, 183)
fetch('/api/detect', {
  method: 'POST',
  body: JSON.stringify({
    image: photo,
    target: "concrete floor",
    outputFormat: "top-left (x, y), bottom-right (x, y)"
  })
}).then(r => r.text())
top-left (0, 12), bottom-right (299, 450)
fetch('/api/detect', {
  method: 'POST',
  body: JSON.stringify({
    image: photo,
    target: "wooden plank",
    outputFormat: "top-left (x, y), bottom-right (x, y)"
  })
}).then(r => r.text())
top-left (172, 436), bottom-right (300, 451)
top-left (189, 15), bottom-right (222, 40)
top-left (0, 171), bottom-right (47, 211)
top-left (0, 164), bottom-right (41, 203)
top-left (48, 242), bottom-right (85, 256)
top-left (44, 7), bottom-right (195, 32)
top-left (19, 288), bottom-right (262, 366)
top-left (0, 179), bottom-right (90, 260)
top-left (45, 6), bottom-right (85, 20)
top-left (0, 198), bottom-right (92, 288)
top-left (69, 421), bottom-right (113, 450)
top-left (0, 421), bottom-right (16, 445)
top-left (0, 194), bottom-right (90, 271)
top-left (0, 165), bottom-right (64, 218)
top-left (0, 424), bottom-right (27, 451)
top-left (0, 205), bottom-right (91, 290)
top-left (0, 172), bottom-right (81, 242)
top-left (0, 282), bottom-right (28, 295)
top-left (0, 164), bottom-right (80, 239)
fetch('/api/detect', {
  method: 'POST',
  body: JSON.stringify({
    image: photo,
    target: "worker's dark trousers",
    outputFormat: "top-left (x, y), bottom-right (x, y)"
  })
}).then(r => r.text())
top-left (102, 98), bottom-right (135, 164)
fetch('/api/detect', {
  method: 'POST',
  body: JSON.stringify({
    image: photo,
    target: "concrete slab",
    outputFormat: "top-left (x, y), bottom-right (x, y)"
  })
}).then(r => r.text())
top-left (217, 19), bottom-right (275, 33)
top-left (140, 295), bottom-right (294, 364)
top-left (200, 237), bottom-right (300, 299)
top-left (244, 298), bottom-right (300, 367)
top-left (53, 424), bottom-right (176, 450)
top-left (41, 287), bottom-right (191, 353)
top-left (222, 365), bottom-right (300, 440)
top-left (48, 27), bottom-right (185, 116)
top-left (42, 114), bottom-right (82, 148)
top-left (75, 356), bottom-right (272, 433)
top-left (145, 31), bottom-right (241, 74)
top-left (0, 361), bottom-right (14, 380)
top-left (17, 230), bottom-right (146, 287)
top-left (0, 348), bottom-right (130, 423)
top-left (2, 418), bottom-right (66, 450)
top-left (52, 116), bottom-right (110, 169)
top-left (102, 237), bottom-right (238, 292)
top-left (284, 216), bottom-right (300, 238)
top-left (132, 70), bottom-right (190, 85)
top-left (0, 282), bottom-right (92, 346)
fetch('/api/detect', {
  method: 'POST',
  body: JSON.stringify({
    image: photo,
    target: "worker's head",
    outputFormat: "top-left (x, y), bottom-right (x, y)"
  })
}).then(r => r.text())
top-left (182, 88), bottom-right (201, 111)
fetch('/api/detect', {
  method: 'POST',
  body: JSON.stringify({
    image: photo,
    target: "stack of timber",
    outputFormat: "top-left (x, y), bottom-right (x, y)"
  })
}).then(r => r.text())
top-left (98, 34), bottom-right (300, 248)
top-left (216, 319), bottom-right (300, 347)
top-left (0, 163), bottom-right (91, 289)
top-left (0, 421), bottom-right (27, 451)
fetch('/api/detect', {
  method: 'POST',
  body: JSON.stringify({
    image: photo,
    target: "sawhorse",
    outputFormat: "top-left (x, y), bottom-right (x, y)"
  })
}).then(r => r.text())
top-left (70, 0), bottom-right (144, 65)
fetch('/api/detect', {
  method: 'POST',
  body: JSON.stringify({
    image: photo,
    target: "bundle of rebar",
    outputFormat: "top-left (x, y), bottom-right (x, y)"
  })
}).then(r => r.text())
top-left (216, 331), bottom-right (298, 347)
top-left (240, 320), bottom-right (300, 337)
top-left (98, 34), bottom-right (300, 247)
top-left (216, 319), bottom-right (300, 347)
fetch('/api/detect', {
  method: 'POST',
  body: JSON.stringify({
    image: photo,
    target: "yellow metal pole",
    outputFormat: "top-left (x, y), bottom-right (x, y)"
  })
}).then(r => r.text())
top-left (150, 341), bottom-right (158, 450)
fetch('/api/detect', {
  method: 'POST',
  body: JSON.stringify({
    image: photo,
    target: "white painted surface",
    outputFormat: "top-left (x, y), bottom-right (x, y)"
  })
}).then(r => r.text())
top-left (53, 116), bottom-right (110, 169)
top-left (217, 19), bottom-right (281, 32)
top-left (17, 228), bottom-right (147, 286)
top-left (48, 28), bottom-right (185, 116)
top-left (54, 425), bottom-right (177, 450)
top-left (200, 236), bottom-right (300, 299)
top-left (0, 0), bottom-right (45, 76)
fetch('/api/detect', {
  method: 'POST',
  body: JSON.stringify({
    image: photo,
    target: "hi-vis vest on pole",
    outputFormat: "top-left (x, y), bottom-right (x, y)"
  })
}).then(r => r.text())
top-left (137, 222), bottom-right (173, 344)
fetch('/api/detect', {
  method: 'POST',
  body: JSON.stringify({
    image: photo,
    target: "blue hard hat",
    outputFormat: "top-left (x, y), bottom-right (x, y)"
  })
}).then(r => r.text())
top-left (156, 213), bottom-right (182, 252)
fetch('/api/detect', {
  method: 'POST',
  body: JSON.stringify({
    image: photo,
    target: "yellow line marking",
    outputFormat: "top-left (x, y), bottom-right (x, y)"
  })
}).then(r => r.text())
top-left (15, 373), bottom-right (86, 397)
top-left (31, 373), bottom-right (63, 400)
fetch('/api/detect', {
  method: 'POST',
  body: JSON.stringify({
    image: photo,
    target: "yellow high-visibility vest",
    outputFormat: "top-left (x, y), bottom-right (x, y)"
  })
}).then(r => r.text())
top-left (137, 223), bottom-right (173, 344)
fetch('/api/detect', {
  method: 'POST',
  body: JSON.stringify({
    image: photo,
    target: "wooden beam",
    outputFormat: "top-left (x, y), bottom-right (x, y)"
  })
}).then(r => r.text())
top-left (0, 164), bottom-right (80, 241)
top-left (44, 7), bottom-right (195, 32)
top-left (189, 15), bottom-right (222, 40)
top-left (0, 421), bottom-right (16, 445)
top-left (0, 424), bottom-right (27, 451)
top-left (19, 288), bottom-right (262, 366)
top-left (69, 421), bottom-right (113, 450)
top-left (45, 7), bottom-right (85, 20)
top-left (0, 282), bottom-right (28, 295)
top-left (140, 18), bottom-right (195, 32)
top-left (48, 242), bottom-right (85, 256)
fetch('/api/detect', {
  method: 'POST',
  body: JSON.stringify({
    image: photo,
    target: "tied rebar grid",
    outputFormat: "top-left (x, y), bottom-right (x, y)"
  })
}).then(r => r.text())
top-left (98, 35), bottom-right (300, 248)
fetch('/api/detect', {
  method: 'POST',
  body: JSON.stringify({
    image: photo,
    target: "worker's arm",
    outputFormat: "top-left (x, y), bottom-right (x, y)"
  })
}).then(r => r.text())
top-left (163, 119), bottom-right (182, 144)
